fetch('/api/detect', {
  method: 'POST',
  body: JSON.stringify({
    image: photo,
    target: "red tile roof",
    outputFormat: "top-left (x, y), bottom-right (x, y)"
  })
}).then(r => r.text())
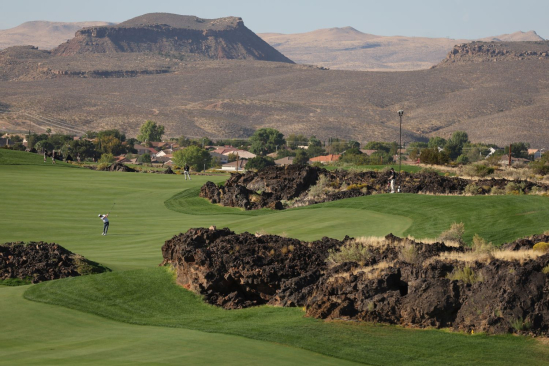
top-left (309, 154), bottom-right (341, 162)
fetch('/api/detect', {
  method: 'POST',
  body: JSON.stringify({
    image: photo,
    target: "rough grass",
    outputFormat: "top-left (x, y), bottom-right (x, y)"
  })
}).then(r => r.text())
top-left (23, 266), bottom-right (549, 366)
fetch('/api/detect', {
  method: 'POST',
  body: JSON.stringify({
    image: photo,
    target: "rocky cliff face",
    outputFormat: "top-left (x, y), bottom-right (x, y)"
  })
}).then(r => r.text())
top-left (52, 13), bottom-right (293, 63)
top-left (162, 228), bottom-right (549, 335)
top-left (438, 41), bottom-right (549, 66)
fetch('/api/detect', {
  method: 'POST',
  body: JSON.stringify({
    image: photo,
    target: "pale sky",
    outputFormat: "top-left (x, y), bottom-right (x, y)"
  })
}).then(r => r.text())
top-left (0, 0), bottom-right (547, 40)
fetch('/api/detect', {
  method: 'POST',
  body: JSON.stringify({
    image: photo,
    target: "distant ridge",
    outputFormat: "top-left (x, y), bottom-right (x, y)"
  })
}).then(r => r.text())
top-left (0, 21), bottom-right (114, 50)
top-left (52, 13), bottom-right (294, 63)
top-left (259, 28), bottom-right (546, 71)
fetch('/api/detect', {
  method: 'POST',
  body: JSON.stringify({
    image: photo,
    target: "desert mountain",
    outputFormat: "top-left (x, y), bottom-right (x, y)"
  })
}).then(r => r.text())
top-left (478, 30), bottom-right (544, 42)
top-left (51, 13), bottom-right (293, 63)
top-left (0, 21), bottom-right (114, 50)
top-left (258, 28), bottom-right (545, 71)
top-left (1, 16), bottom-right (549, 147)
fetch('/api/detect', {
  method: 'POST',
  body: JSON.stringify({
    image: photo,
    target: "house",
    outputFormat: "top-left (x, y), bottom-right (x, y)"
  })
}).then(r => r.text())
top-left (213, 147), bottom-right (240, 156)
top-left (221, 159), bottom-right (248, 172)
top-left (222, 149), bottom-right (256, 159)
top-left (133, 144), bottom-right (150, 155)
top-left (0, 138), bottom-right (12, 147)
top-left (274, 156), bottom-right (294, 166)
top-left (297, 145), bottom-right (309, 150)
top-left (528, 149), bottom-right (544, 160)
top-left (308, 154), bottom-right (341, 164)
top-left (210, 151), bottom-right (229, 164)
top-left (149, 141), bottom-right (168, 149)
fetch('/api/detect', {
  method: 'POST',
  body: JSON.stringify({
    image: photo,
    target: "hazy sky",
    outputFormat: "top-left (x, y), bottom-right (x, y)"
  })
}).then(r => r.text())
top-left (1, 0), bottom-right (547, 39)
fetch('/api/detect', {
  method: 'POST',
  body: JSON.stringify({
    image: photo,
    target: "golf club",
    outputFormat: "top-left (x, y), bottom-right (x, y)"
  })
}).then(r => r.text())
top-left (108, 202), bottom-right (115, 215)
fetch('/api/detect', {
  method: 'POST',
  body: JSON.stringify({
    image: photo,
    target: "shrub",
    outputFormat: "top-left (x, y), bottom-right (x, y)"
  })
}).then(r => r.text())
top-left (99, 153), bottom-right (115, 164)
top-left (463, 164), bottom-right (494, 177)
top-left (447, 266), bottom-right (482, 284)
top-left (505, 182), bottom-right (524, 195)
top-left (308, 175), bottom-right (328, 199)
top-left (532, 242), bottom-right (549, 253)
top-left (399, 244), bottom-right (419, 264)
top-left (490, 186), bottom-right (505, 195)
top-left (471, 234), bottom-right (494, 255)
top-left (96, 162), bottom-right (109, 171)
top-left (347, 183), bottom-right (368, 191)
top-left (439, 222), bottom-right (465, 244)
top-left (542, 265), bottom-right (549, 274)
top-left (530, 161), bottom-right (549, 175)
top-left (464, 183), bottom-right (480, 195)
top-left (511, 317), bottom-right (531, 332)
top-left (326, 240), bottom-right (371, 266)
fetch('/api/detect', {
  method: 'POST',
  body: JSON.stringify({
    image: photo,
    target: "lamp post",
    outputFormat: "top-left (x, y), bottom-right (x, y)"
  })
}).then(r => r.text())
top-left (398, 110), bottom-right (404, 192)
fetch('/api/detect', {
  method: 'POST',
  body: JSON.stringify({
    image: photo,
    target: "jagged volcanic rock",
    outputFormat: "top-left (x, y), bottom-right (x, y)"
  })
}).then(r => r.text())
top-left (0, 242), bottom-right (109, 283)
top-left (162, 228), bottom-right (549, 335)
top-left (160, 227), bottom-right (346, 309)
top-left (52, 13), bottom-right (294, 63)
top-left (200, 165), bottom-right (548, 210)
top-left (438, 41), bottom-right (549, 66)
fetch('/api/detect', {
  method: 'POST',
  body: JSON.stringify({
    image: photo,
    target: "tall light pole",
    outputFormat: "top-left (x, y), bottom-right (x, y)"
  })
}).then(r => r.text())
top-left (398, 110), bottom-right (404, 192)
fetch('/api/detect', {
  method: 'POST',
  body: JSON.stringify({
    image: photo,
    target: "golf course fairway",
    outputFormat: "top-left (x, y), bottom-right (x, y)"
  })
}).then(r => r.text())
top-left (1, 149), bottom-right (548, 365)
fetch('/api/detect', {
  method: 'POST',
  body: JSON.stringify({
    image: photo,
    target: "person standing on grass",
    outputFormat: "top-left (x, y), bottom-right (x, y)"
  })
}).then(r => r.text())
top-left (98, 214), bottom-right (109, 235)
top-left (184, 163), bottom-right (191, 180)
top-left (388, 167), bottom-right (396, 193)
top-left (51, 150), bottom-right (56, 165)
top-left (43, 150), bottom-right (47, 163)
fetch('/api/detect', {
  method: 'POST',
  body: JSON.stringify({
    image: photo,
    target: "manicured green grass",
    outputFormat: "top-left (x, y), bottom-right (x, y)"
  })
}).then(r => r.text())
top-left (25, 266), bottom-right (549, 366)
top-left (1, 285), bottom-right (352, 366)
top-left (0, 148), bottom-right (73, 166)
top-left (2, 150), bottom-right (549, 365)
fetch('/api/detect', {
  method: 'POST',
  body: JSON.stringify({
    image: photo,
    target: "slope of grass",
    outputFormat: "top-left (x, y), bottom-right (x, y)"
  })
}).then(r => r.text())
top-left (1, 285), bottom-right (353, 366)
top-left (24, 266), bottom-right (549, 366)
top-left (0, 148), bottom-right (73, 166)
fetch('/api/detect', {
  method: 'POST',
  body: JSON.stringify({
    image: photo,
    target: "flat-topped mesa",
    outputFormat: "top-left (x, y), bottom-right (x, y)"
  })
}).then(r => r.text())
top-left (437, 40), bottom-right (549, 66)
top-left (52, 13), bottom-right (294, 63)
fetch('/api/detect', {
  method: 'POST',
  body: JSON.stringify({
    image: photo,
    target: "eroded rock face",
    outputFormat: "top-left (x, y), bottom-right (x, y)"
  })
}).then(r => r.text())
top-left (0, 242), bottom-right (109, 283)
top-left (200, 165), bottom-right (548, 210)
top-left (161, 228), bottom-right (549, 335)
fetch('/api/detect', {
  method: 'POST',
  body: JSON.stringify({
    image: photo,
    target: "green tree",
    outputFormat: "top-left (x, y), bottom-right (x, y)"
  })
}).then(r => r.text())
top-left (307, 145), bottom-right (326, 158)
top-left (70, 139), bottom-right (96, 160)
top-left (286, 134), bottom-right (307, 149)
top-left (172, 146), bottom-right (211, 170)
top-left (248, 128), bottom-right (286, 156)
top-left (137, 153), bottom-right (151, 164)
top-left (34, 140), bottom-right (54, 153)
top-left (99, 153), bottom-right (115, 164)
top-left (308, 136), bottom-right (322, 148)
top-left (444, 131), bottom-right (469, 160)
top-left (428, 137), bottom-right (447, 149)
top-left (245, 156), bottom-right (275, 170)
top-left (504, 142), bottom-right (530, 159)
top-left (294, 149), bottom-right (309, 164)
top-left (137, 121), bottom-right (165, 142)
top-left (96, 135), bottom-right (123, 155)
top-left (97, 129), bottom-right (126, 142)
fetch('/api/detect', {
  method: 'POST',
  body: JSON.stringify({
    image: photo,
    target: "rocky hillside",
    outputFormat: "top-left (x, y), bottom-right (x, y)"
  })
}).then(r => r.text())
top-left (52, 13), bottom-right (293, 63)
top-left (162, 227), bottom-right (549, 335)
top-left (438, 41), bottom-right (549, 66)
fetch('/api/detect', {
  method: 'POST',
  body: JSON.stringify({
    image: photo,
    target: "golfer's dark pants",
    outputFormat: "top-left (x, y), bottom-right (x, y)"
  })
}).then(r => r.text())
top-left (103, 222), bottom-right (109, 234)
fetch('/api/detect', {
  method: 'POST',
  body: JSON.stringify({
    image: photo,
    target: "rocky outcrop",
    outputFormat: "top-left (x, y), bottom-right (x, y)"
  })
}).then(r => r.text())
top-left (52, 13), bottom-right (293, 64)
top-left (107, 162), bottom-right (137, 172)
top-left (200, 165), bottom-right (549, 210)
top-left (160, 227), bottom-right (345, 309)
top-left (438, 41), bottom-right (549, 66)
top-left (0, 242), bottom-right (109, 283)
top-left (161, 228), bottom-right (549, 335)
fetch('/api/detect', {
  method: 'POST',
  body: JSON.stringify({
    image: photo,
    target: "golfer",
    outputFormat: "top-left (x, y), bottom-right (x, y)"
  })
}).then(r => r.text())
top-left (184, 164), bottom-right (191, 180)
top-left (98, 214), bottom-right (109, 235)
top-left (388, 168), bottom-right (396, 194)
